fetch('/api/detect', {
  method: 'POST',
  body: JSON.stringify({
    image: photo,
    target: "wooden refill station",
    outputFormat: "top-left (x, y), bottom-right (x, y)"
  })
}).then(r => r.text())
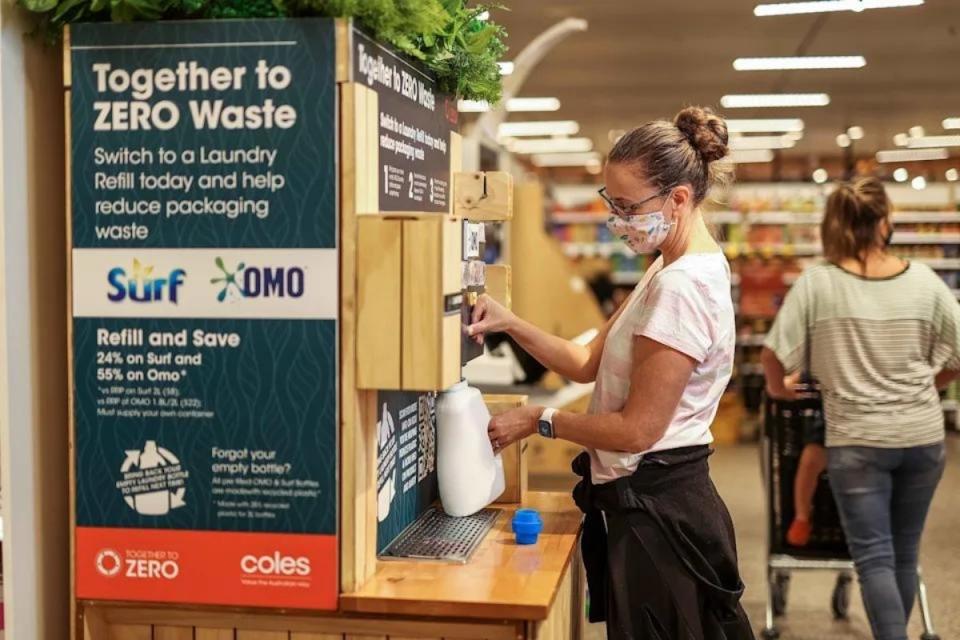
top-left (67, 18), bottom-right (584, 640)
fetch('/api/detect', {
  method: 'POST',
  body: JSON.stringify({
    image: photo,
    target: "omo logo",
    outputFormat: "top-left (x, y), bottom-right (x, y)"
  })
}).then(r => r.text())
top-left (108, 259), bottom-right (186, 303)
top-left (212, 257), bottom-right (304, 302)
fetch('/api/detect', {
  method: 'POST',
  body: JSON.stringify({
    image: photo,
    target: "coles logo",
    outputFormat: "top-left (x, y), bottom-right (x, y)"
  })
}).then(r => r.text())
top-left (95, 549), bottom-right (122, 578)
top-left (212, 257), bottom-right (305, 302)
top-left (95, 548), bottom-right (181, 580)
top-left (241, 552), bottom-right (311, 577)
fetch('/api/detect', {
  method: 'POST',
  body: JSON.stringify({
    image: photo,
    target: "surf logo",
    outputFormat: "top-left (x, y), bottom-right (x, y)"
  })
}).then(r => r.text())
top-left (107, 259), bottom-right (186, 303)
top-left (212, 257), bottom-right (304, 302)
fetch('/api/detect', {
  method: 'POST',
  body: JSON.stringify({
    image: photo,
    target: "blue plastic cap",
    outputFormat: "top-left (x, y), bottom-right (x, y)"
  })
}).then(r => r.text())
top-left (511, 508), bottom-right (544, 545)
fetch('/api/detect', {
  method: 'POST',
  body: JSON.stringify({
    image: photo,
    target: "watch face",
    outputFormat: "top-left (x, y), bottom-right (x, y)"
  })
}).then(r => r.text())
top-left (538, 420), bottom-right (552, 438)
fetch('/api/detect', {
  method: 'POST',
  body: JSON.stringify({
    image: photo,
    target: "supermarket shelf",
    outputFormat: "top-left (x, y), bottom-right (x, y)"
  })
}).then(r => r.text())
top-left (550, 211), bottom-right (607, 224)
top-left (745, 211), bottom-right (822, 225)
top-left (552, 210), bottom-right (960, 227)
top-left (893, 211), bottom-right (960, 224)
top-left (913, 258), bottom-right (960, 270)
top-left (560, 242), bottom-right (635, 258)
top-left (610, 271), bottom-right (644, 285)
top-left (705, 211), bottom-right (745, 225)
top-left (891, 233), bottom-right (960, 245)
top-left (737, 334), bottom-right (767, 347)
top-left (723, 242), bottom-right (822, 256)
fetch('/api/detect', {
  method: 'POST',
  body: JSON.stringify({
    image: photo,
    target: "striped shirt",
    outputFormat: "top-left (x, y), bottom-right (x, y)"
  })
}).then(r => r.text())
top-left (765, 262), bottom-right (960, 447)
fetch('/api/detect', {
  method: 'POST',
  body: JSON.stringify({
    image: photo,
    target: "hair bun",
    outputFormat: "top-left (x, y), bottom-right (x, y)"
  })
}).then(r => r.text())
top-left (674, 106), bottom-right (729, 163)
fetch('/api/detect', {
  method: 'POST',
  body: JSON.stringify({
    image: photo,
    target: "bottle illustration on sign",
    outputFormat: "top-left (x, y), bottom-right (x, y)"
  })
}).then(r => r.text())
top-left (376, 403), bottom-right (398, 523)
top-left (120, 440), bottom-right (188, 516)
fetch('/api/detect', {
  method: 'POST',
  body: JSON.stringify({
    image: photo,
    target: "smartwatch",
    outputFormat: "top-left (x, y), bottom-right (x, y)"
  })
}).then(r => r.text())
top-left (538, 407), bottom-right (558, 439)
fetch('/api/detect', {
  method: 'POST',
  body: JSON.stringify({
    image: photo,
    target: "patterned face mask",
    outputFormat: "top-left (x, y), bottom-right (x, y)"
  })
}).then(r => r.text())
top-left (605, 197), bottom-right (675, 254)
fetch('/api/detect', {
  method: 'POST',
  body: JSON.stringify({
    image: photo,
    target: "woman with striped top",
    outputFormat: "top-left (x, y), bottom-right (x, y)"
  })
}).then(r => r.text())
top-left (762, 177), bottom-right (957, 640)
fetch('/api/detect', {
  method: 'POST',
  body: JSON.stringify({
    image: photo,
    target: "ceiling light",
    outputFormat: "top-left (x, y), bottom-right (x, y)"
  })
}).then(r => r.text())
top-left (876, 148), bottom-right (949, 163)
top-left (725, 118), bottom-right (805, 133)
top-left (847, 126), bottom-right (865, 140)
top-left (532, 152), bottom-right (601, 167)
top-left (459, 97), bottom-right (562, 113)
top-left (497, 62), bottom-right (514, 76)
top-left (507, 137), bottom-right (594, 154)
top-left (754, 0), bottom-right (923, 17)
top-left (907, 135), bottom-right (960, 149)
top-left (721, 93), bottom-right (830, 108)
top-left (730, 135), bottom-right (796, 150)
top-left (946, 168), bottom-right (959, 182)
top-left (909, 125), bottom-right (926, 138)
top-left (784, 131), bottom-right (805, 142)
top-left (813, 168), bottom-right (829, 184)
top-left (499, 120), bottom-right (580, 138)
top-left (837, 133), bottom-right (852, 148)
top-left (943, 118), bottom-right (960, 130)
top-left (894, 168), bottom-right (910, 182)
top-left (912, 175), bottom-right (927, 190)
top-left (733, 56), bottom-right (866, 71)
top-left (506, 97), bottom-right (561, 112)
top-left (728, 149), bottom-right (775, 163)
top-left (894, 133), bottom-right (910, 147)
top-left (608, 128), bottom-right (626, 143)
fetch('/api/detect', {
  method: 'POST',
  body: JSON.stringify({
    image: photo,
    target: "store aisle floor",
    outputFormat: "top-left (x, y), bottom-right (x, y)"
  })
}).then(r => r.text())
top-left (570, 434), bottom-right (960, 639)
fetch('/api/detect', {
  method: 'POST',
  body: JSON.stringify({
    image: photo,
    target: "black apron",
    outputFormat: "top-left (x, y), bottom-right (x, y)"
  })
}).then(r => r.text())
top-left (572, 446), bottom-right (755, 640)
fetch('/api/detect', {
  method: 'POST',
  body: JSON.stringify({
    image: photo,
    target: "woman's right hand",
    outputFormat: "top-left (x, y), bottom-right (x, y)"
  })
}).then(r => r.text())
top-left (466, 294), bottom-right (516, 345)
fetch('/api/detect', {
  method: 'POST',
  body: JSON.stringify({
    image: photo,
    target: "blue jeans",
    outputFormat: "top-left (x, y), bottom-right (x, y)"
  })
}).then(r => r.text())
top-left (827, 443), bottom-right (946, 640)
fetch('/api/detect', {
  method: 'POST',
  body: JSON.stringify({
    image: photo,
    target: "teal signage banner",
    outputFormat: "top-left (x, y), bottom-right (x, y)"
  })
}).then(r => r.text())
top-left (70, 18), bottom-right (340, 610)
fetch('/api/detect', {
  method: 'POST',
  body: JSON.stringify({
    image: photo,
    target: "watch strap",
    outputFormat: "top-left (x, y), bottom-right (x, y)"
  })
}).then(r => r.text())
top-left (538, 407), bottom-right (558, 439)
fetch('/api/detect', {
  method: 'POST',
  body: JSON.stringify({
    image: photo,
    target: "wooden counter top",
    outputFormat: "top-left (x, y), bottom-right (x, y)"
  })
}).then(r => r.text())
top-left (340, 491), bottom-right (582, 621)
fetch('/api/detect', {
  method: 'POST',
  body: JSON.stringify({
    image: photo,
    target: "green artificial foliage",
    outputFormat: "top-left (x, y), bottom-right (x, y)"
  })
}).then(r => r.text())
top-left (19, 0), bottom-right (507, 102)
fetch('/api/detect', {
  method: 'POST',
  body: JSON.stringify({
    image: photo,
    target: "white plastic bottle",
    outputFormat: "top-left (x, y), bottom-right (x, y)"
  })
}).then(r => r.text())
top-left (436, 381), bottom-right (505, 517)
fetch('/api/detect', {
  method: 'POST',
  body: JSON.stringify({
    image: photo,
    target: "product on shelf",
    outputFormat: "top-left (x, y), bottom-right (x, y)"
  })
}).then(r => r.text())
top-left (738, 257), bottom-right (791, 320)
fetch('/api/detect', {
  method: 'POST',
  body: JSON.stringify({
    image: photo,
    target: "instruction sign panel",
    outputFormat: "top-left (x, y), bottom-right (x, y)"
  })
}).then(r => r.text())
top-left (375, 391), bottom-right (438, 553)
top-left (70, 19), bottom-right (338, 610)
top-left (352, 27), bottom-right (457, 213)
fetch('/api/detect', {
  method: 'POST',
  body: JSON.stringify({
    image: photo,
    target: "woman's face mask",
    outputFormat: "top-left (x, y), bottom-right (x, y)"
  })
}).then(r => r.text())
top-left (603, 189), bottom-right (675, 254)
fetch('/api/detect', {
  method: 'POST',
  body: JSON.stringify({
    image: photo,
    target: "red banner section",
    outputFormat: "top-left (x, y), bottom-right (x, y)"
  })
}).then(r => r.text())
top-left (76, 527), bottom-right (337, 609)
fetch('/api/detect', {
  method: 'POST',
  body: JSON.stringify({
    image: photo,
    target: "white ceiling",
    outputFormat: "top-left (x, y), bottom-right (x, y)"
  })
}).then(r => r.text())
top-left (489, 0), bottom-right (960, 158)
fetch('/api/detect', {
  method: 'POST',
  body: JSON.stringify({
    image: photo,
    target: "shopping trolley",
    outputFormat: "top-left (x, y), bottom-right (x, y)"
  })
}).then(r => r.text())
top-left (760, 394), bottom-right (941, 640)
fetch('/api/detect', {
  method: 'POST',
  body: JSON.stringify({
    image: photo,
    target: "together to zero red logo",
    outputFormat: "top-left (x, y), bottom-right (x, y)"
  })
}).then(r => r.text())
top-left (95, 548), bottom-right (180, 580)
top-left (240, 552), bottom-right (311, 577)
top-left (95, 549), bottom-right (122, 577)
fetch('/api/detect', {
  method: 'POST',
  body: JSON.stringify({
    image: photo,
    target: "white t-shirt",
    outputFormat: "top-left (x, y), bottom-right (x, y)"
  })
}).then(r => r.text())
top-left (587, 253), bottom-right (736, 484)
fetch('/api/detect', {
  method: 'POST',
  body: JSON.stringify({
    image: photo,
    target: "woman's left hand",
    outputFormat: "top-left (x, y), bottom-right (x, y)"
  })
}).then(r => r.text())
top-left (767, 371), bottom-right (808, 400)
top-left (488, 405), bottom-right (543, 454)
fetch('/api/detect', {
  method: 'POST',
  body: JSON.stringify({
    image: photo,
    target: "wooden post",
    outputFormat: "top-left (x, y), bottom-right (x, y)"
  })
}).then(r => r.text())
top-left (339, 83), bottom-right (381, 592)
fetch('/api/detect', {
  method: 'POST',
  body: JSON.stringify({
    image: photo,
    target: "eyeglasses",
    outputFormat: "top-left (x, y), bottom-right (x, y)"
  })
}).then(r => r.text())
top-left (598, 186), bottom-right (672, 218)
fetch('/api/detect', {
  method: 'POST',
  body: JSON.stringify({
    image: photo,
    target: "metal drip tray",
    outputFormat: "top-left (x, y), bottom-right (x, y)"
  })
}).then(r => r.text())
top-left (381, 506), bottom-right (501, 563)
